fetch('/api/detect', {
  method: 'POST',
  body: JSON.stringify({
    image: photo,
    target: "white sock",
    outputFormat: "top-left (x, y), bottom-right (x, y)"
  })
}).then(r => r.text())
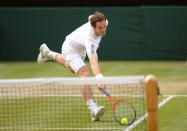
top-left (87, 99), bottom-right (94, 106)
top-left (46, 51), bottom-right (58, 60)
top-left (87, 99), bottom-right (97, 111)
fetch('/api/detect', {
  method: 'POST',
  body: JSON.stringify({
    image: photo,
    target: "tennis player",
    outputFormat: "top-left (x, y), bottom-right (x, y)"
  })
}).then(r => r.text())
top-left (37, 11), bottom-right (108, 121)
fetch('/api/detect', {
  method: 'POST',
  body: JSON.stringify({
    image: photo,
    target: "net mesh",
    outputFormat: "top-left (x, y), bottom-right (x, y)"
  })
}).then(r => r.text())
top-left (0, 76), bottom-right (147, 131)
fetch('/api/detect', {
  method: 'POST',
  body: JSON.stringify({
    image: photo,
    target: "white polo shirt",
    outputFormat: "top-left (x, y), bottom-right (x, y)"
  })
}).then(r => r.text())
top-left (61, 19), bottom-right (108, 73)
top-left (62, 20), bottom-right (108, 57)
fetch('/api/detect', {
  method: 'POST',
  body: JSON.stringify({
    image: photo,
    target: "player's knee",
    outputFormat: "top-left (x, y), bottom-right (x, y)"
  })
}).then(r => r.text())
top-left (67, 65), bottom-right (75, 73)
top-left (55, 54), bottom-right (62, 61)
top-left (78, 66), bottom-right (90, 77)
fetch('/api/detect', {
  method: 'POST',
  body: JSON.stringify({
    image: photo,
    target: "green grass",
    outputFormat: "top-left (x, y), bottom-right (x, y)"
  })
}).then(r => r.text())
top-left (0, 61), bottom-right (186, 79)
top-left (0, 61), bottom-right (187, 81)
top-left (0, 61), bottom-right (187, 130)
top-left (159, 97), bottom-right (187, 131)
top-left (1, 61), bottom-right (187, 94)
top-left (0, 96), bottom-right (145, 130)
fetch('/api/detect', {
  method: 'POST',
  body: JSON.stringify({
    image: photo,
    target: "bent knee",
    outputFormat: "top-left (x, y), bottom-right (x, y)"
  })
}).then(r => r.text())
top-left (78, 66), bottom-right (90, 77)
top-left (67, 64), bottom-right (75, 73)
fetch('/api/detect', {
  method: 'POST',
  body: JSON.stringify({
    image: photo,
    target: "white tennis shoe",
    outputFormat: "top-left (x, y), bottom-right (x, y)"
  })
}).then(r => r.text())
top-left (37, 43), bottom-right (51, 64)
top-left (91, 106), bottom-right (105, 121)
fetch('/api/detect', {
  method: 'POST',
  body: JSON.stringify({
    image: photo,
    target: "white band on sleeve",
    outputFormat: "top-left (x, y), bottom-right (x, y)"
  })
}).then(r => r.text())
top-left (96, 74), bottom-right (104, 78)
top-left (106, 19), bottom-right (109, 26)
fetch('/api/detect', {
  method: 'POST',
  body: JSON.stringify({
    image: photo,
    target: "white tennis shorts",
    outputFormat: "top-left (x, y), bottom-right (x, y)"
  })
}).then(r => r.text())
top-left (61, 39), bottom-right (86, 74)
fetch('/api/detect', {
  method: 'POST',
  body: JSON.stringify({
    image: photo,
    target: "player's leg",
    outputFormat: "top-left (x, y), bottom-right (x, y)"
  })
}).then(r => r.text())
top-left (77, 65), bottom-right (105, 121)
top-left (37, 43), bottom-right (56, 64)
top-left (55, 54), bottom-right (74, 73)
top-left (77, 65), bottom-right (93, 100)
top-left (37, 43), bottom-right (74, 73)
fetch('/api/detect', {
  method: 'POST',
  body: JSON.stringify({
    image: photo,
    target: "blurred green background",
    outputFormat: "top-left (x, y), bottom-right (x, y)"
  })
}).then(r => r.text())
top-left (0, 6), bottom-right (187, 61)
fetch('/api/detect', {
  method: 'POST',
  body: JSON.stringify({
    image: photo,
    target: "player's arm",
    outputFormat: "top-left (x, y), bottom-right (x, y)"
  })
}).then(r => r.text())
top-left (85, 40), bottom-right (103, 78)
top-left (87, 54), bottom-right (102, 77)
top-left (88, 54), bottom-right (104, 92)
top-left (85, 40), bottom-right (104, 91)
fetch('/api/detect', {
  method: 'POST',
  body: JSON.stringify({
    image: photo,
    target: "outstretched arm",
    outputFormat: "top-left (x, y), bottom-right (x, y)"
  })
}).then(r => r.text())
top-left (88, 54), bottom-right (102, 77)
top-left (88, 54), bottom-right (104, 92)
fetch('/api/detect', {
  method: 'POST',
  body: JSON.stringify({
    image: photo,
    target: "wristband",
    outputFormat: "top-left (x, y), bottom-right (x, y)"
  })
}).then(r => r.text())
top-left (96, 74), bottom-right (104, 78)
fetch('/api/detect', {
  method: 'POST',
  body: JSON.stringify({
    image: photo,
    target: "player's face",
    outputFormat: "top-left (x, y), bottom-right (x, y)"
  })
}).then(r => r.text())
top-left (93, 20), bottom-right (106, 36)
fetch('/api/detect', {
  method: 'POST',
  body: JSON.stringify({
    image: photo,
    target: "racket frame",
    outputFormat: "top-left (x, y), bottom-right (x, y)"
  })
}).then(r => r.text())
top-left (104, 89), bottom-right (136, 125)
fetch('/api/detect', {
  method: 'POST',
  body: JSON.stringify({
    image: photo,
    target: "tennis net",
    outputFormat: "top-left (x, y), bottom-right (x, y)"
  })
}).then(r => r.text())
top-left (0, 76), bottom-right (147, 131)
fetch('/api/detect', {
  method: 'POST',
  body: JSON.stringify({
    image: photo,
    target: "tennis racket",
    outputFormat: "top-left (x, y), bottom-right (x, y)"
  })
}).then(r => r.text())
top-left (103, 89), bottom-right (136, 125)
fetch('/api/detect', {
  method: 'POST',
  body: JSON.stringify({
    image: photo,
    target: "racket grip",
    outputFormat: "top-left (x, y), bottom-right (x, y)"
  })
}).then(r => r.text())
top-left (104, 89), bottom-right (110, 96)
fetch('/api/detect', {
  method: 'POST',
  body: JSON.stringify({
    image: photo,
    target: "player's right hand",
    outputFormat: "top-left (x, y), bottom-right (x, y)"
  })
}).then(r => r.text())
top-left (98, 85), bottom-right (105, 93)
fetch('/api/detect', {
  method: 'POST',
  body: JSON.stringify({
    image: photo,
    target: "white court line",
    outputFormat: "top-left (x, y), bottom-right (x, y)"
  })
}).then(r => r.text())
top-left (2, 94), bottom-right (186, 97)
top-left (124, 113), bottom-right (148, 131)
top-left (0, 127), bottom-right (123, 130)
top-left (162, 95), bottom-right (187, 97)
top-left (158, 96), bottom-right (175, 108)
top-left (124, 95), bottom-right (175, 131)
top-left (2, 94), bottom-right (186, 98)
top-left (0, 94), bottom-right (145, 97)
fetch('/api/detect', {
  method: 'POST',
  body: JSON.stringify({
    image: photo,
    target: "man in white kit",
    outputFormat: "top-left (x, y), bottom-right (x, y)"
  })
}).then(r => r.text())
top-left (37, 11), bottom-right (108, 121)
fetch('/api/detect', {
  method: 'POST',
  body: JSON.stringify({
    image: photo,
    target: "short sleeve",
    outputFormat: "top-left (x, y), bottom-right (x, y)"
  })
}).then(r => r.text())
top-left (106, 19), bottom-right (109, 26)
top-left (85, 39), bottom-right (99, 55)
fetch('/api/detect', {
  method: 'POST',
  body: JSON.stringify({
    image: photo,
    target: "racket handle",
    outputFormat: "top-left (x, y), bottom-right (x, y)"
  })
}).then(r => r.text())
top-left (104, 89), bottom-right (110, 96)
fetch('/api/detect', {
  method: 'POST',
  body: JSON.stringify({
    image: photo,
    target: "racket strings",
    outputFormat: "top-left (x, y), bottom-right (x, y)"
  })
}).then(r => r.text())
top-left (114, 101), bottom-right (136, 124)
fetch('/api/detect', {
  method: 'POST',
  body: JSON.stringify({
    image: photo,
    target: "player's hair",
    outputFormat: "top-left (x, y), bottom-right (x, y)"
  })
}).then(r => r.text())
top-left (90, 11), bottom-right (106, 27)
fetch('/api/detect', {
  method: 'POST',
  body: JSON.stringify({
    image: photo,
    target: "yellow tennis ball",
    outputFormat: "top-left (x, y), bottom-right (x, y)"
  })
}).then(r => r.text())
top-left (121, 117), bottom-right (128, 124)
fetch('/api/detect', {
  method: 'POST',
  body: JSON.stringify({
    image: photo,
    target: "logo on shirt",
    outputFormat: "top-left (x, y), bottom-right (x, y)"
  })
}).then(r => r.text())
top-left (91, 44), bottom-right (95, 54)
